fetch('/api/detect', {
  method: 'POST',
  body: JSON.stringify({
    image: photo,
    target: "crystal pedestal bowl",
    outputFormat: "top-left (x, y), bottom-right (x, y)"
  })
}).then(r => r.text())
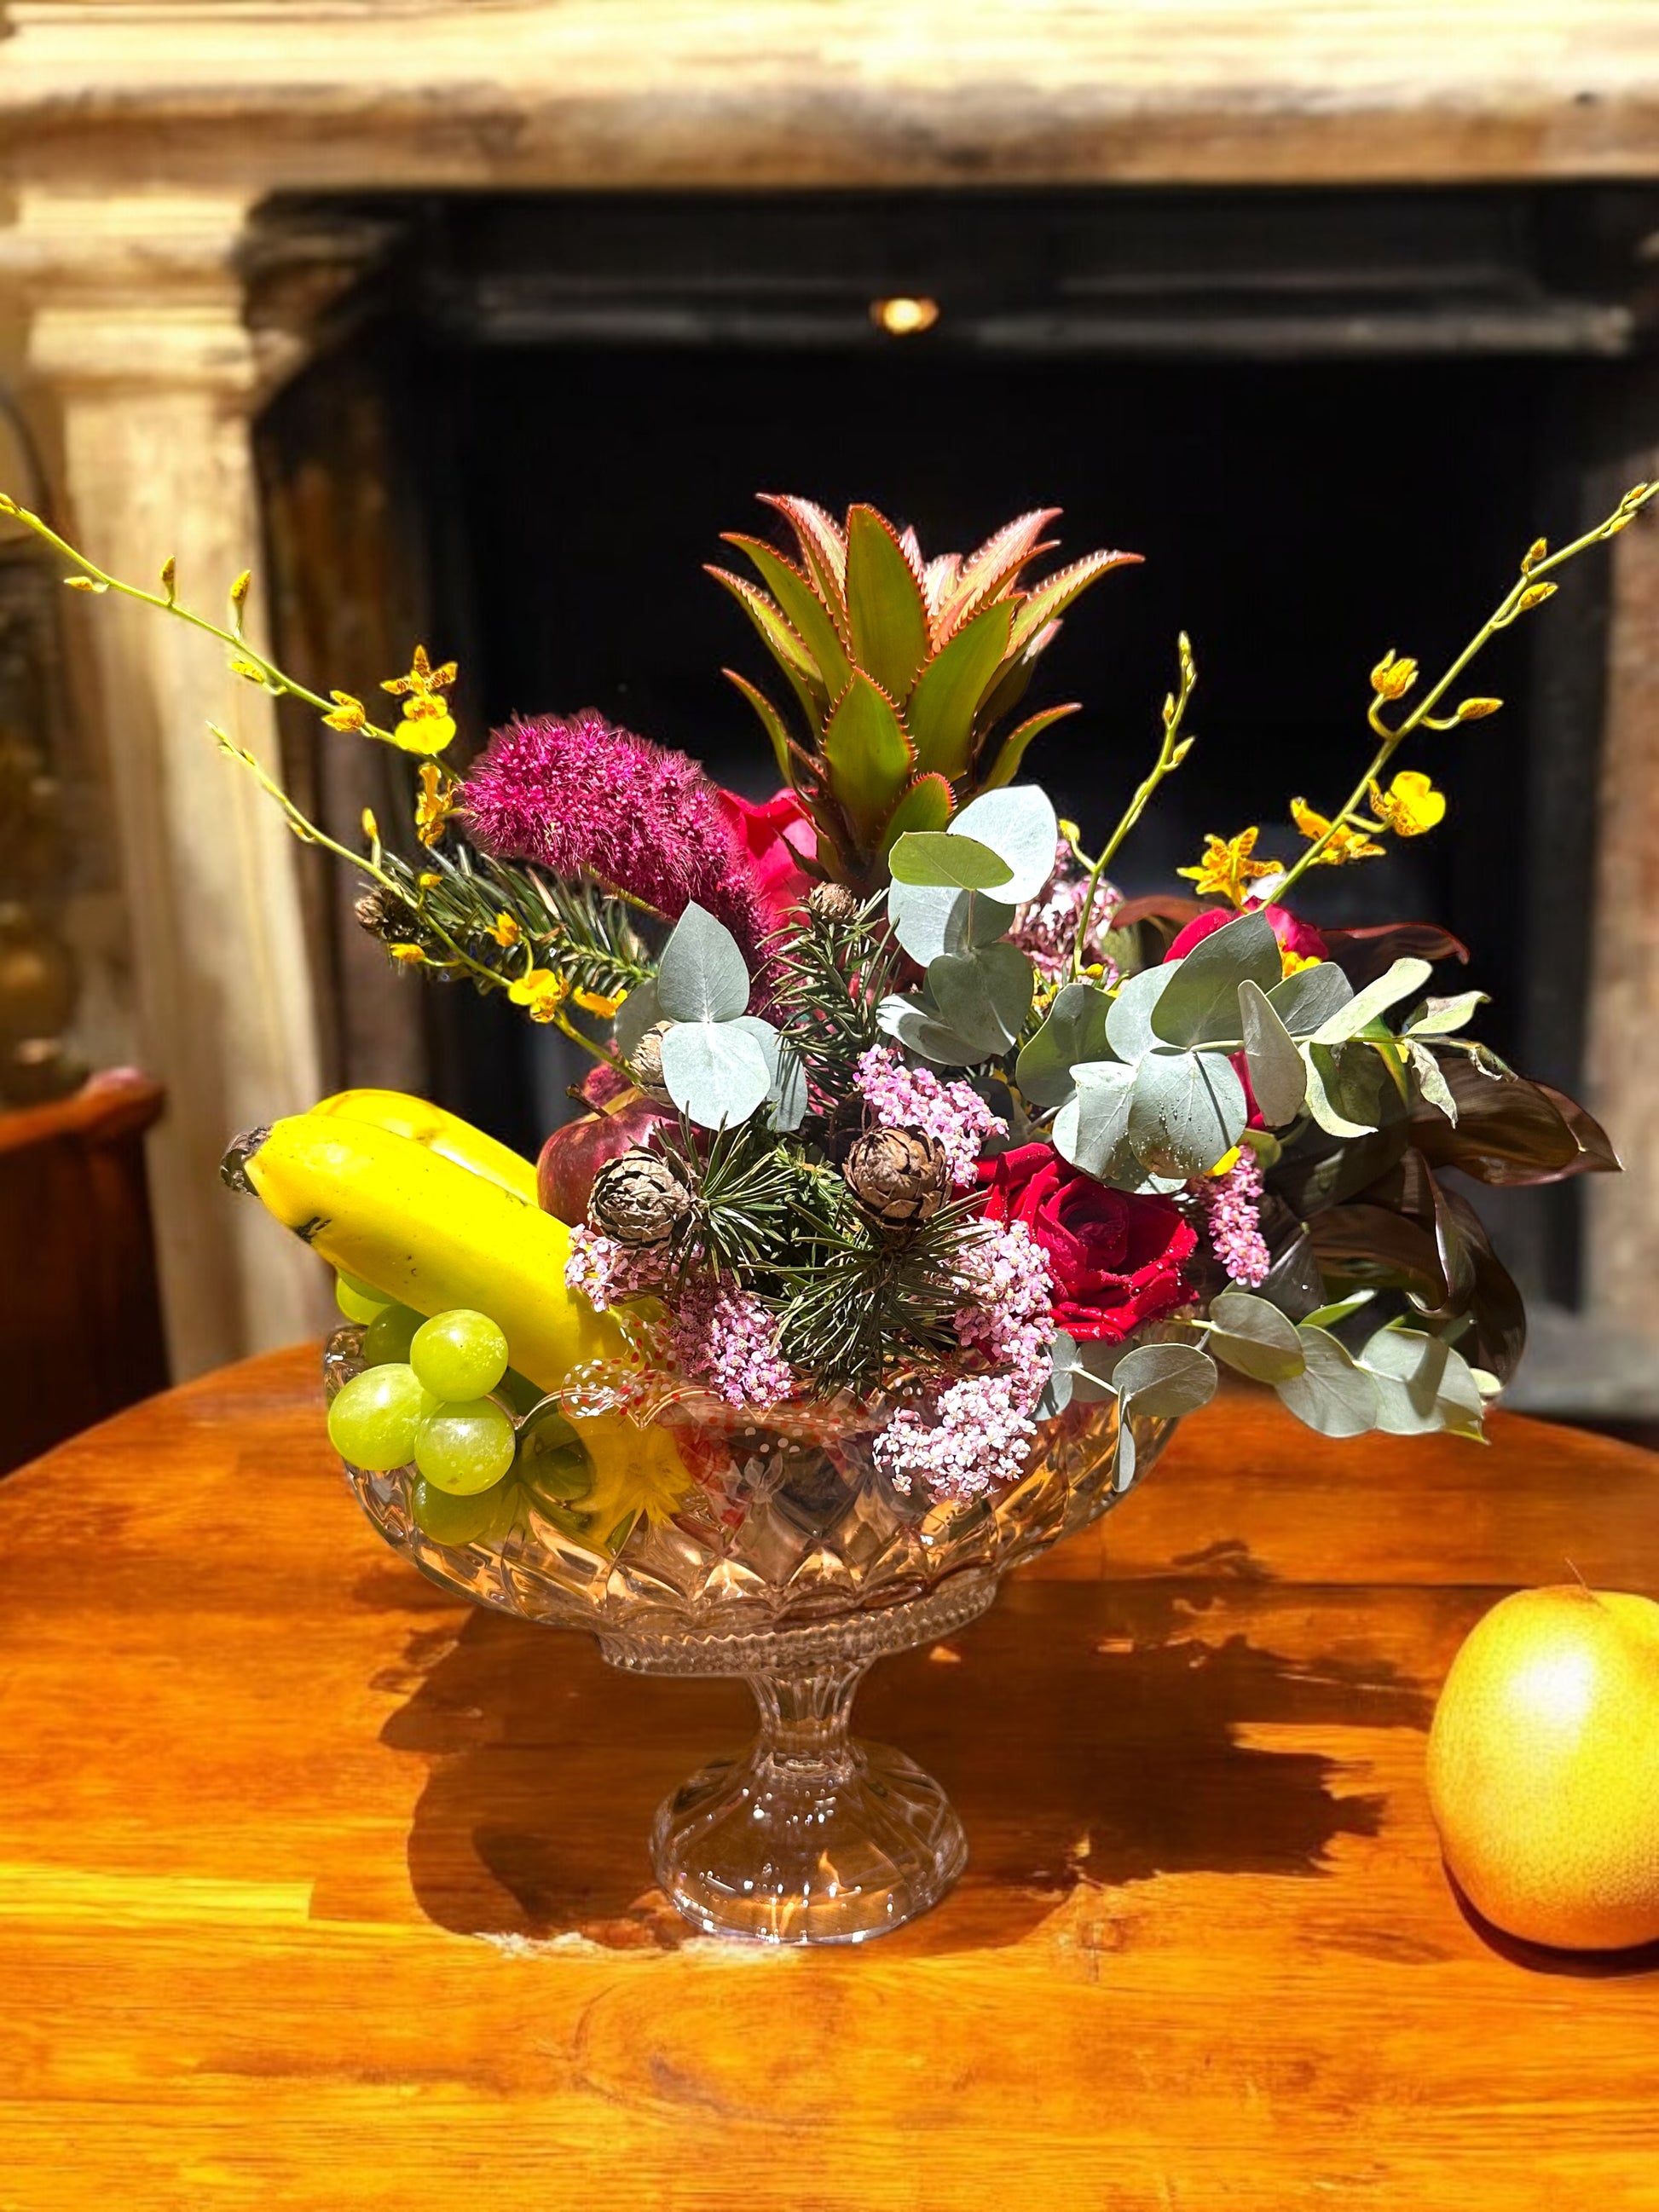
top-left (326, 1329), bottom-right (1176, 1945)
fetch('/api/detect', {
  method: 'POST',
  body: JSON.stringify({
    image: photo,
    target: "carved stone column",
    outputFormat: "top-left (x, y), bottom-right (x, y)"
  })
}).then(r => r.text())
top-left (1586, 476), bottom-right (1659, 1343)
top-left (0, 190), bottom-right (329, 1375)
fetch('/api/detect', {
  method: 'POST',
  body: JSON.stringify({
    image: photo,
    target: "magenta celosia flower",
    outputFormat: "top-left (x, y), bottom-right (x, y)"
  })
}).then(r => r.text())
top-left (461, 711), bottom-right (773, 962)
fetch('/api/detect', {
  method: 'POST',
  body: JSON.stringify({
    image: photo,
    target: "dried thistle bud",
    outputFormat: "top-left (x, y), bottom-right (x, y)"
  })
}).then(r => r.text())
top-left (807, 881), bottom-right (858, 927)
top-left (589, 1147), bottom-right (691, 1247)
top-left (626, 1019), bottom-right (675, 1105)
top-left (844, 1129), bottom-right (949, 1227)
top-left (353, 887), bottom-right (421, 945)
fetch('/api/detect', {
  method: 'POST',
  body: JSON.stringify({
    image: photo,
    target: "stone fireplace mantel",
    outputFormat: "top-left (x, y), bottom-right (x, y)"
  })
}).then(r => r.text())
top-left (3, 2), bottom-right (1658, 1377)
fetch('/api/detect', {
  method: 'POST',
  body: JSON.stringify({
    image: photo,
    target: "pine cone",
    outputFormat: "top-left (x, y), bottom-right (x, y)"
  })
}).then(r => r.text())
top-left (844, 1129), bottom-right (949, 1227)
top-left (807, 881), bottom-right (858, 927)
top-left (589, 1146), bottom-right (691, 1246)
top-left (353, 887), bottom-right (421, 945)
top-left (625, 1019), bottom-right (674, 1106)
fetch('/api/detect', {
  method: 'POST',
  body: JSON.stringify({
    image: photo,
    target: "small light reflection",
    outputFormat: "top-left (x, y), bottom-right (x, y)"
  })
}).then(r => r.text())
top-left (871, 295), bottom-right (940, 338)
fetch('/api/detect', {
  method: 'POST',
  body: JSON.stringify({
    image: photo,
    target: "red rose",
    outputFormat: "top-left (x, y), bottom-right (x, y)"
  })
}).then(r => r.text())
top-left (1165, 902), bottom-right (1327, 1128)
top-left (716, 787), bottom-right (817, 925)
top-left (1166, 900), bottom-right (1327, 967)
top-left (977, 1142), bottom-right (1197, 1343)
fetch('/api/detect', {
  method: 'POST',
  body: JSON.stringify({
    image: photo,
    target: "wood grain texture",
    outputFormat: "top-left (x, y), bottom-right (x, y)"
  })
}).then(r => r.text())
top-left (3, 1345), bottom-right (1658, 2210)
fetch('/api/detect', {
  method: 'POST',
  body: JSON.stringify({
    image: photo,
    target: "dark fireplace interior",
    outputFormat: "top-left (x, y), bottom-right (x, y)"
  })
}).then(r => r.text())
top-left (252, 183), bottom-right (1659, 1331)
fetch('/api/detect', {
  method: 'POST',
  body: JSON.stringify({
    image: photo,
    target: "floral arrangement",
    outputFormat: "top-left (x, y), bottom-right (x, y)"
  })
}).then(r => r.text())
top-left (5, 482), bottom-right (1644, 1513)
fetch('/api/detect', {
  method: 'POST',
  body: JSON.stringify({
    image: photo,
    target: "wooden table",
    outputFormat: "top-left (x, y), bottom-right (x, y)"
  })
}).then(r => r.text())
top-left (4, 1349), bottom-right (1658, 2210)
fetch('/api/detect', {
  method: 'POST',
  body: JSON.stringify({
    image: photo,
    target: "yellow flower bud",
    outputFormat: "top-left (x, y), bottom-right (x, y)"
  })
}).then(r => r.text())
top-left (1370, 653), bottom-right (1419, 702)
top-left (1517, 582), bottom-right (1558, 611)
top-left (1454, 696), bottom-right (1501, 721)
top-left (390, 944), bottom-right (424, 965)
top-left (229, 569), bottom-right (252, 609)
top-left (64, 575), bottom-right (107, 593)
top-left (361, 808), bottom-right (379, 842)
top-left (1520, 537), bottom-right (1547, 574)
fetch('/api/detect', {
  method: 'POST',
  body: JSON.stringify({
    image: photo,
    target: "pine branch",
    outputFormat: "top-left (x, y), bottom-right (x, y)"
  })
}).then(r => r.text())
top-left (767, 894), bottom-right (896, 1094)
top-left (774, 1193), bottom-right (980, 1398)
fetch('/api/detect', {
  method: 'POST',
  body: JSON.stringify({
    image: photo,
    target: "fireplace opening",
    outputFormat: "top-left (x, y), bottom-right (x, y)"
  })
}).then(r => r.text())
top-left (253, 184), bottom-right (1659, 1360)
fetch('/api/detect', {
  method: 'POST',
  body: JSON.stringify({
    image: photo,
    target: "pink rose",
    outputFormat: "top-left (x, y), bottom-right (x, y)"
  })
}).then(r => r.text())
top-left (716, 788), bottom-right (817, 924)
top-left (976, 1142), bottom-right (1197, 1343)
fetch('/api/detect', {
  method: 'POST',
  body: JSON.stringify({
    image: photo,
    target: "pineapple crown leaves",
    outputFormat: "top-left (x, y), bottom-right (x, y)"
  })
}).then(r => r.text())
top-left (709, 495), bottom-right (1141, 885)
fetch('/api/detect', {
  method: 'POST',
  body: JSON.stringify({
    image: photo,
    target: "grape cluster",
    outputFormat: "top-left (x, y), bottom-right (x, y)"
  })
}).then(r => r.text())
top-left (325, 1273), bottom-right (593, 1549)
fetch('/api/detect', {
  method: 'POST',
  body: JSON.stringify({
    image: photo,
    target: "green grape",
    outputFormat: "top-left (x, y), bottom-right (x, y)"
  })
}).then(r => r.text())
top-left (517, 1407), bottom-right (594, 1505)
top-left (335, 1271), bottom-right (390, 1325)
top-left (411, 1475), bottom-right (517, 1547)
top-left (410, 1308), bottom-right (510, 1402)
top-left (327, 1362), bottom-right (424, 1470)
top-left (362, 1300), bottom-right (422, 1366)
top-left (414, 1397), bottom-right (517, 1494)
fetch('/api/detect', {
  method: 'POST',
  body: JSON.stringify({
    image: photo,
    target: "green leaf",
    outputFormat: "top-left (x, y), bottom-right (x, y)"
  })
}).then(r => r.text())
top-left (656, 903), bottom-right (750, 1025)
top-left (1301, 1289), bottom-right (1376, 1329)
top-left (1053, 1060), bottom-right (1137, 1179)
top-left (1105, 965), bottom-right (1174, 1063)
top-left (1015, 981), bottom-right (1111, 1110)
top-left (1206, 1289), bottom-right (1307, 1383)
top-left (1036, 1331), bottom-right (1078, 1418)
top-left (1009, 548), bottom-right (1141, 653)
top-left (1406, 990), bottom-right (1489, 1037)
top-left (1360, 1325), bottom-right (1486, 1441)
top-left (979, 703), bottom-right (1081, 791)
top-left (613, 977), bottom-right (662, 1060)
top-left (721, 667), bottom-right (795, 783)
top-left (1113, 1341), bottom-right (1220, 1420)
top-left (821, 673), bottom-right (916, 843)
top-left (1310, 956), bottom-right (1434, 1045)
top-left (724, 534), bottom-right (853, 695)
top-left (1265, 959), bottom-right (1352, 1037)
top-left (876, 992), bottom-right (989, 1067)
top-left (727, 1015), bottom-right (807, 1132)
top-left (708, 568), bottom-right (827, 722)
top-left (1406, 1038), bottom-right (1459, 1123)
top-left (659, 1021), bottom-right (773, 1129)
top-left (1129, 1048), bottom-right (1246, 1177)
top-left (1238, 978), bottom-right (1307, 1127)
top-left (845, 505), bottom-right (930, 701)
top-left (1151, 910), bottom-right (1280, 1048)
top-left (880, 773), bottom-right (955, 855)
top-left (888, 829), bottom-right (1013, 891)
top-left (887, 881), bottom-right (1015, 965)
top-left (927, 943), bottom-right (1033, 1055)
top-left (1303, 1043), bottom-right (1381, 1139)
top-left (1275, 1325), bottom-right (1379, 1437)
top-left (905, 602), bottom-right (1014, 777)
top-left (951, 786), bottom-right (1060, 904)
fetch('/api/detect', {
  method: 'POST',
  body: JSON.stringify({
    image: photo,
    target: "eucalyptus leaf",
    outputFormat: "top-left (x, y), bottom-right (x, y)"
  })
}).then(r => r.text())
top-left (1406, 1038), bottom-right (1459, 1124)
top-left (1303, 1043), bottom-right (1381, 1139)
top-left (1206, 1290), bottom-right (1307, 1384)
top-left (1113, 1341), bottom-right (1220, 1419)
top-left (659, 1020), bottom-right (773, 1129)
top-left (1052, 1060), bottom-right (1137, 1180)
top-left (1275, 1325), bottom-right (1379, 1437)
top-left (1238, 979), bottom-right (1308, 1127)
top-left (1015, 982), bottom-right (1113, 1110)
top-left (728, 1014), bottom-right (807, 1132)
top-left (1407, 990), bottom-right (1489, 1038)
top-left (1128, 1048), bottom-right (1246, 1177)
top-left (1301, 1289), bottom-right (1377, 1330)
top-left (1309, 956), bottom-right (1434, 1045)
top-left (655, 902), bottom-right (751, 1025)
top-left (951, 786), bottom-right (1061, 904)
top-left (613, 977), bottom-right (662, 1061)
top-left (1105, 964), bottom-right (1174, 1063)
top-left (887, 881), bottom-right (1016, 965)
top-left (927, 943), bottom-right (1034, 1056)
top-left (1360, 1325), bottom-right (1487, 1441)
top-left (1265, 960), bottom-right (1353, 1036)
top-left (1151, 910), bottom-right (1281, 1047)
top-left (1036, 1330), bottom-right (1078, 1418)
top-left (876, 994), bottom-right (989, 1067)
top-left (887, 831), bottom-right (1014, 892)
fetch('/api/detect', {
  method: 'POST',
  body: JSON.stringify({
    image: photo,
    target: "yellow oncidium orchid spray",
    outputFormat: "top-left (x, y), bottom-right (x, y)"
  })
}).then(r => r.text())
top-left (1274, 480), bottom-right (1656, 898)
top-left (1176, 825), bottom-right (1285, 908)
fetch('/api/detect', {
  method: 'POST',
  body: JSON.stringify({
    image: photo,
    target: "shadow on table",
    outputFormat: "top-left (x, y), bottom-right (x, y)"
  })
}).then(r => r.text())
top-left (377, 1576), bottom-right (1431, 1955)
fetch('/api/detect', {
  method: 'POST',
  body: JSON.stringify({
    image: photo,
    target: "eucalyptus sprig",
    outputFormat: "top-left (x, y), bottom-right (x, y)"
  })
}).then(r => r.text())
top-left (1275, 481), bottom-right (1655, 896)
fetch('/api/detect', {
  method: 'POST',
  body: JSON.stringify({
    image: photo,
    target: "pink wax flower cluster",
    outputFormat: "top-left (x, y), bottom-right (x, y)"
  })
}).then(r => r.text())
top-left (853, 1045), bottom-right (1007, 1189)
top-left (462, 711), bottom-right (777, 962)
top-left (563, 1224), bottom-right (668, 1311)
top-left (875, 1222), bottom-right (1055, 1501)
top-left (1009, 841), bottom-right (1124, 985)
top-left (1200, 1147), bottom-right (1271, 1288)
top-left (670, 1281), bottom-right (796, 1410)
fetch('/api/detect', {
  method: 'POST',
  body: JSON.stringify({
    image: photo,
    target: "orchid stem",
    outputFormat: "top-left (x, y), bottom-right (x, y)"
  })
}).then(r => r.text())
top-left (1072, 634), bottom-right (1198, 979)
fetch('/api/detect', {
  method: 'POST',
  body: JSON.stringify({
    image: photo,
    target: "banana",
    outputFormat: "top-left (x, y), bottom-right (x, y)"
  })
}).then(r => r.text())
top-left (228, 1112), bottom-right (621, 1389)
top-left (309, 1087), bottom-right (539, 1204)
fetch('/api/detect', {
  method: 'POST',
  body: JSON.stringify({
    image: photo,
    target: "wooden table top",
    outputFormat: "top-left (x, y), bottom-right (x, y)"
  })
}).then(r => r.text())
top-left (4, 1347), bottom-right (1659, 2211)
